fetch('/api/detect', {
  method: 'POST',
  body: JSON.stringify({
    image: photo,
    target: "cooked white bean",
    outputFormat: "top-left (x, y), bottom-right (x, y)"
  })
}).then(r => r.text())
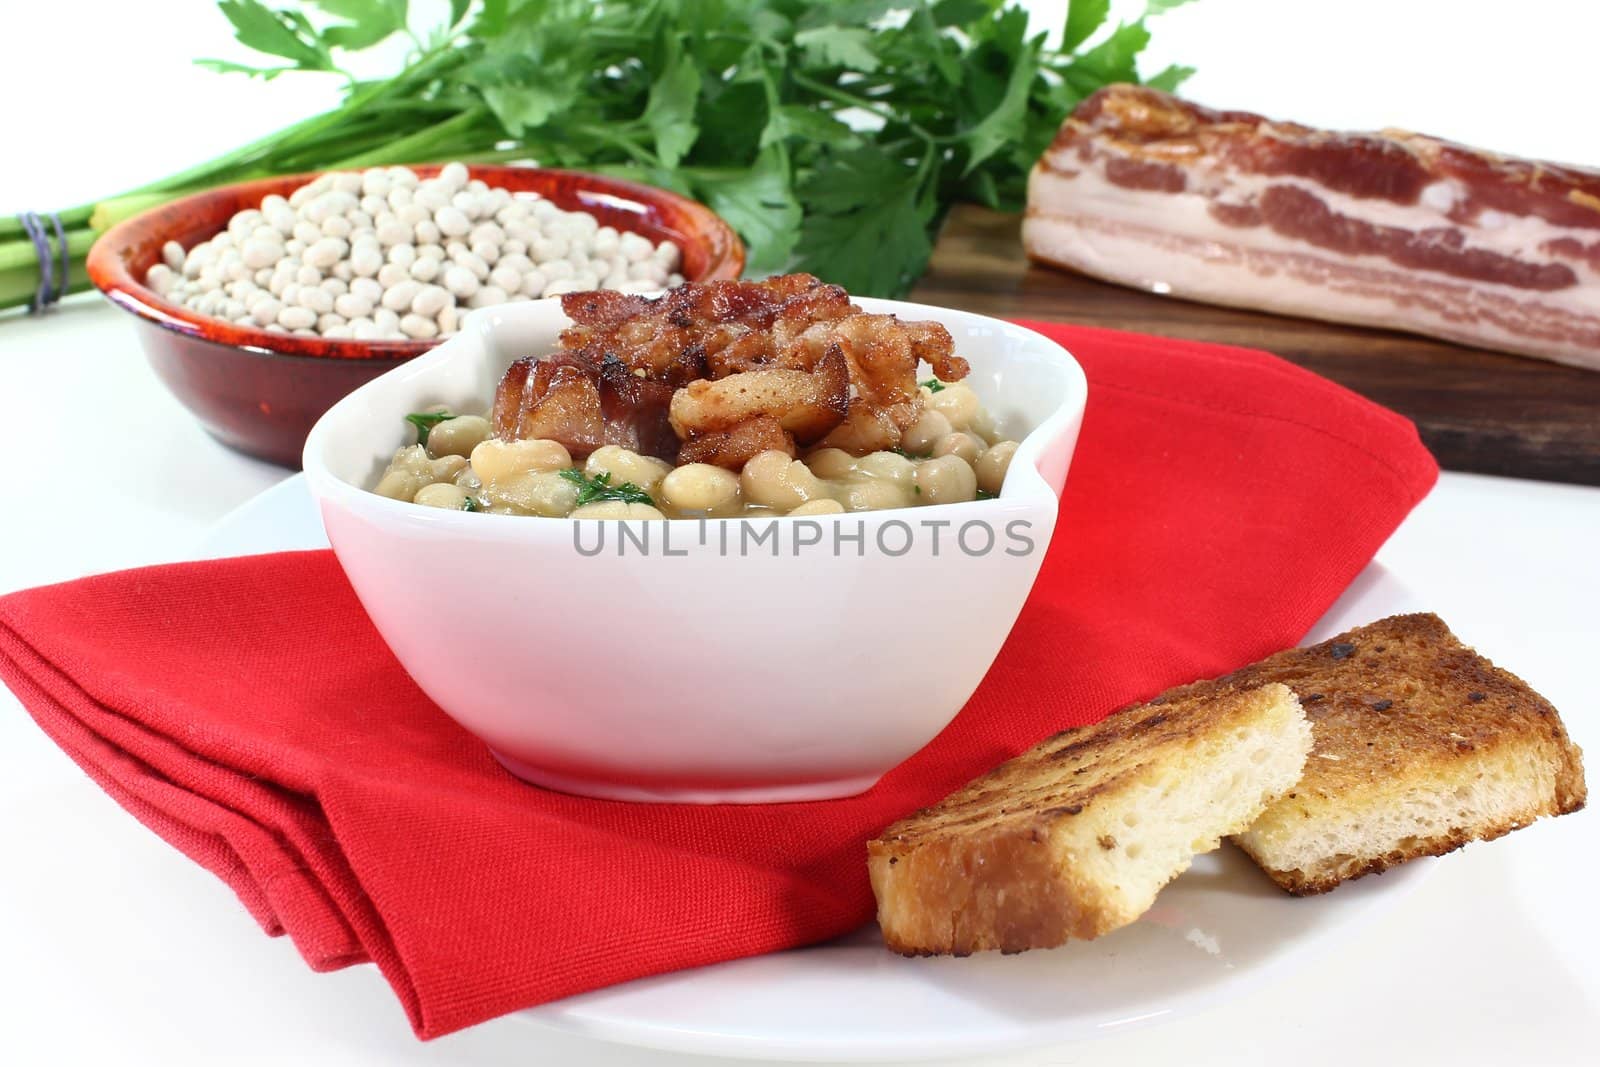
top-left (842, 479), bottom-right (913, 512)
top-left (372, 445), bottom-right (465, 501)
top-left (479, 470), bottom-right (575, 516)
top-left (975, 440), bottom-right (1018, 495)
top-left (803, 447), bottom-right (857, 480)
top-left (900, 409), bottom-right (952, 455)
top-left (788, 498), bottom-right (845, 516)
top-left (470, 438), bottom-right (572, 483)
top-left (661, 463), bottom-right (740, 512)
top-left (932, 432), bottom-right (984, 465)
top-left (570, 501), bottom-right (666, 519)
top-left (913, 454), bottom-right (977, 504)
top-left (855, 450), bottom-right (917, 485)
top-left (927, 382), bottom-right (980, 431)
top-left (740, 450), bottom-right (826, 510)
top-left (425, 415), bottom-right (492, 459)
top-left (586, 445), bottom-right (673, 490)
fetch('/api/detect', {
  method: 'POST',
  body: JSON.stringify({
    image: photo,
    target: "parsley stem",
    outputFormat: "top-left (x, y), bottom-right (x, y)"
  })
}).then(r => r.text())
top-left (328, 107), bottom-right (490, 170)
top-left (789, 71), bottom-right (948, 145)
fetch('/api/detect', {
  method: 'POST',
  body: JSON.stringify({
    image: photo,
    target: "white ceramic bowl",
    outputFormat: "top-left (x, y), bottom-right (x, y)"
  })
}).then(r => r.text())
top-left (302, 297), bottom-right (1087, 803)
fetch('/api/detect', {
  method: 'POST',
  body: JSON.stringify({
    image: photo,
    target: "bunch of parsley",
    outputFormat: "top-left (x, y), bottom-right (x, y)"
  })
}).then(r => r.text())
top-left (0, 0), bottom-right (1194, 312)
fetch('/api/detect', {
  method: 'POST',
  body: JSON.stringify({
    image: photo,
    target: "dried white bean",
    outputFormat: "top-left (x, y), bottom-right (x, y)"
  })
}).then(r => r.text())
top-left (140, 162), bottom-right (683, 342)
top-left (240, 239), bottom-right (281, 269)
top-left (400, 313), bottom-right (439, 339)
top-left (381, 280), bottom-right (422, 312)
top-left (435, 205), bottom-right (471, 236)
top-left (277, 305), bottom-right (316, 330)
top-left (468, 284), bottom-right (507, 308)
top-left (146, 263), bottom-right (175, 294)
top-left (298, 286), bottom-right (334, 314)
top-left (375, 217), bottom-right (411, 247)
top-left (411, 284), bottom-right (451, 317)
top-left (335, 293), bottom-right (372, 319)
top-left (249, 295), bottom-right (281, 326)
top-left (409, 256), bottom-right (440, 283)
top-left (619, 231), bottom-right (653, 262)
top-left (443, 265), bottom-right (480, 298)
top-left (377, 262), bottom-right (410, 288)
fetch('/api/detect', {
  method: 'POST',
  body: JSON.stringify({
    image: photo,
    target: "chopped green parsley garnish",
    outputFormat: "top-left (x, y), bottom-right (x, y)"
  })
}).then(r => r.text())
top-left (558, 468), bottom-right (655, 507)
top-left (404, 410), bottom-right (457, 447)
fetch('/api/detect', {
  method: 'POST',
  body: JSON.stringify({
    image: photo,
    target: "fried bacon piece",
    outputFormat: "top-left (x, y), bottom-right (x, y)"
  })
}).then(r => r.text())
top-left (783, 315), bottom-right (965, 451)
top-left (817, 401), bottom-right (904, 455)
top-left (596, 356), bottom-right (679, 459)
top-left (491, 353), bottom-right (677, 459)
top-left (668, 348), bottom-right (850, 446)
top-left (676, 415), bottom-right (796, 469)
top-left (558, 274), bottom-right (856, 382)
top-left (491, 274), bottom-right (973, 464)
top-left (492, 355), bottom-right (606, 456)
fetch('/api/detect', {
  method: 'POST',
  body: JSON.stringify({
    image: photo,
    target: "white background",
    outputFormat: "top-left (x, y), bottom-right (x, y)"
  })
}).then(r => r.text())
top-left (2, 1), bottom-right (1598, 1064)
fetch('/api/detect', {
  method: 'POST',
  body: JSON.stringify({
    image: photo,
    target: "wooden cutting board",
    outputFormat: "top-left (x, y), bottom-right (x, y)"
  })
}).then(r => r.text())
top-left (912, 206), bottom-right (1600, 487)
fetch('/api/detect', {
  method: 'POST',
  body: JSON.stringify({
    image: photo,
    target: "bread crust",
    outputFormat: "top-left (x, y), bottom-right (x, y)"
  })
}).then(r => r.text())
top-left (1227, 613), bottom-right (1586, 893)
top-left (869, 684), bottom-right (1310, 955)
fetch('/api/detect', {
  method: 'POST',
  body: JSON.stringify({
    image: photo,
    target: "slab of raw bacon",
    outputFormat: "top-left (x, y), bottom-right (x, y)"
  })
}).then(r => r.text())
top-left (1023, 85), bottom-right (1600, 371)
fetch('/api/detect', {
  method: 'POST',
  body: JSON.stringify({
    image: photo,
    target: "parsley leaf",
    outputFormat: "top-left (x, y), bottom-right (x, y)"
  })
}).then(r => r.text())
top-left (792, 145), bottom-right (934, 296)
top-left (1063, 1), bottom-right (1112, 51)
top-left (461, 495), bottom-right (483, 512)
top-left (558, 468), bottom-right (656, 507)
top-left (920, 378), bottom-right (947, 393)
top-left (698, 148), bottom-right (803, 276)
top-left (794, 26), bottom-right (882, 73)
top-left (643, 38), bottom-right (702, 168)
top-left (404, 410), bottom-right (456, 447)
top-left (216, 0), bottom-right (335, 72)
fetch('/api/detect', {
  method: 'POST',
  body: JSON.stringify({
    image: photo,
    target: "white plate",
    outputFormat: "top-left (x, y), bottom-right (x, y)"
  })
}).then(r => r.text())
top-left (200, 476), bottom-right (1435, 1062)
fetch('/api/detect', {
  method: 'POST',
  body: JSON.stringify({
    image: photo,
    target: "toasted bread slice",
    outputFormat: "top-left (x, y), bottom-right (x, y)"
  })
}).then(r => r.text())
top-left (1229, 613), bottom-right (1586, 894)
top-left (868, 683), bottom-right (1310, 955)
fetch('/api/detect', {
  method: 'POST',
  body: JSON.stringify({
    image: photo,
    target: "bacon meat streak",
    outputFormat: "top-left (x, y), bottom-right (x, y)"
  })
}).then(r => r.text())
top-left (1023, 85), bottom-right (1600, 370)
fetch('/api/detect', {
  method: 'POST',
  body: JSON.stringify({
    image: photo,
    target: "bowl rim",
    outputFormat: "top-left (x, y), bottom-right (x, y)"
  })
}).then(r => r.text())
top-left (302, 295), bottom-right (1088, 531)
top-left (85, 164), bottom-right (746, 362)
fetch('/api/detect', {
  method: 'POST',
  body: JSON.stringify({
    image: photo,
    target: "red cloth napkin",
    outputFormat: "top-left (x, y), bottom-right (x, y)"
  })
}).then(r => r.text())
top-left (0, 322), bottom-right (1436, 1038)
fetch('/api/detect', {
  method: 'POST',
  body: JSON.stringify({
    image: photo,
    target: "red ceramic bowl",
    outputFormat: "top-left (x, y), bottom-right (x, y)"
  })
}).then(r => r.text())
top-left (87, 166), bottom-right (745, 468)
